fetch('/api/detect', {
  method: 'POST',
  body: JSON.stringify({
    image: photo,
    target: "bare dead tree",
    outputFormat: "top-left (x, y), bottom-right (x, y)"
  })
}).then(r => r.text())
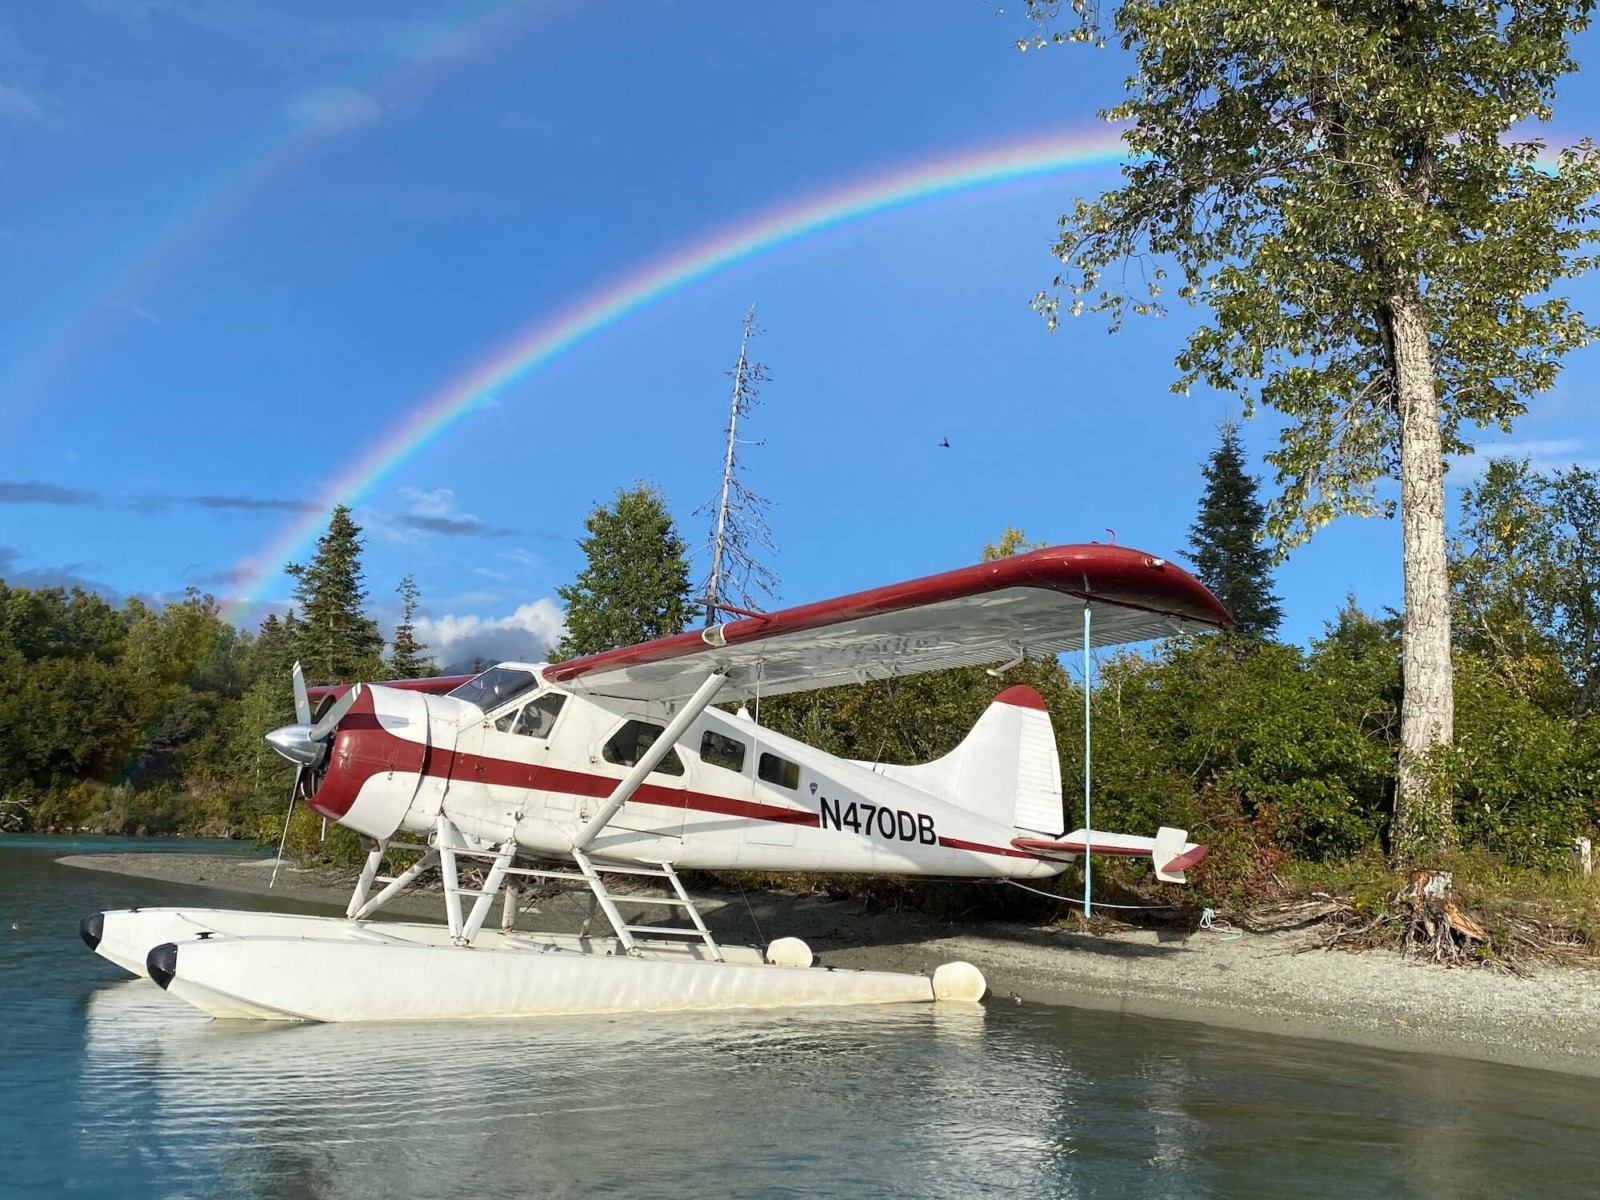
top-left (698, 306), bottom-right (778, 623)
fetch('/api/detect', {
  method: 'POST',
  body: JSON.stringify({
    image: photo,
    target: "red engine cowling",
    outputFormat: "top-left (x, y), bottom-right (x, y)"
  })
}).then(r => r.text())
top-left (306, 686), bottom-right (431, 840)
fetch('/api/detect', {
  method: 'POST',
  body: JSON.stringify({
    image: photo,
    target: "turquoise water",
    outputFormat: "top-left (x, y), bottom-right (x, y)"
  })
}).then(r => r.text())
top-left (3, 836), bottom-right (1598, 1199)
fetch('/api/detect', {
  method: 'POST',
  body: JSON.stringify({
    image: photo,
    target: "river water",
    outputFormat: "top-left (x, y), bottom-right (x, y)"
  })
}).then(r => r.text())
top-left (2, 835), bottom-right (1597, 1199)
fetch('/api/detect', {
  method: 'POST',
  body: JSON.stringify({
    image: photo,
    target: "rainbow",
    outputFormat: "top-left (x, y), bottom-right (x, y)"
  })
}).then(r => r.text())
top-left (3, 0), bottom-right (559, 409)
top-left (222, 126), bottom-right (1131, 619)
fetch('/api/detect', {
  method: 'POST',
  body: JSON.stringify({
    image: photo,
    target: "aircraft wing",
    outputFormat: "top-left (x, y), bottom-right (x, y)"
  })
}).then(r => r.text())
top-left (544, 544), bottom-right (1230, 704)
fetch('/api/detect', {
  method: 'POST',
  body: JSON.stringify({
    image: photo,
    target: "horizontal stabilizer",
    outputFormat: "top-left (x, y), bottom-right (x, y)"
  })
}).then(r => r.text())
top-left (1011, 826), bottom-right (1209, 884)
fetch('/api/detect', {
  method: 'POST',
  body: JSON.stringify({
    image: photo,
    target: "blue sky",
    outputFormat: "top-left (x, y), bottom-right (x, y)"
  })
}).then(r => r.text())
top-left (2, 0), bottom-right (1597, 668)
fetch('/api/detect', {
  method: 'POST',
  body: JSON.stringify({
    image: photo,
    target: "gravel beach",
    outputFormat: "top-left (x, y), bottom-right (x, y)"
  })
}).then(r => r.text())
top-left (62, 851), bottom-right (1600, 1076)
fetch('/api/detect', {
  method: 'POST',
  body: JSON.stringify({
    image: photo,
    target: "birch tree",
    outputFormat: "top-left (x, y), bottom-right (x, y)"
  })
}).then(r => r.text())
top-left (1024, 0), bottom-right (1600, 863)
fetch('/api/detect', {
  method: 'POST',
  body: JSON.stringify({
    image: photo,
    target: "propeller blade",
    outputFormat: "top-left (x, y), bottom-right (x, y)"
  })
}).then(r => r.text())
top-left (269, 765), bottom-right (302, 889)
top-left (309, 683), bottom-right (362, 742)
top-left (292, 662), bottom-right (312, 726)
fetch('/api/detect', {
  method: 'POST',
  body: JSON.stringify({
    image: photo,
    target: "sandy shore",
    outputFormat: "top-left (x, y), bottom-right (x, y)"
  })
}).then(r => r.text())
top-left (63, 851), bottom-right (1600, 1076)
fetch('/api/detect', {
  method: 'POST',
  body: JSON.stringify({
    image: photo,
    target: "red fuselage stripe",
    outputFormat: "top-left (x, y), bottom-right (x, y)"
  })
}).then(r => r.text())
top-left (313, 721), bottom-right (1031, 861)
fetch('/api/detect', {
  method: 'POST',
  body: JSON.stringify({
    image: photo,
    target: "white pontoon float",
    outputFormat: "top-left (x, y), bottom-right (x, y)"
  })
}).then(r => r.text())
top-left (82, 828), bottom-right (985, 1021)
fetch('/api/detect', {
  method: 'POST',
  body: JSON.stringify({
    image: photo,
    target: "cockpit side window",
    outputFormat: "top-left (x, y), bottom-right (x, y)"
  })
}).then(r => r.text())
top-left (514, 693), bottom-right (566, 738)
top-left (448, 667), bottom-right (538, 712)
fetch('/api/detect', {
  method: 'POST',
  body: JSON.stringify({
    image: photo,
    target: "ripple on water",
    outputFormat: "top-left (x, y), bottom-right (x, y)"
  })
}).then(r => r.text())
top-left (10, 842), bottom-right (1600, 1199)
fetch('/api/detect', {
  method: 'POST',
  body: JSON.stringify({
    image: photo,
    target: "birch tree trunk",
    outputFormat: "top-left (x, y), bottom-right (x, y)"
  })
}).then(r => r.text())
top-left (1386, 281), bottom-right (1455, 864)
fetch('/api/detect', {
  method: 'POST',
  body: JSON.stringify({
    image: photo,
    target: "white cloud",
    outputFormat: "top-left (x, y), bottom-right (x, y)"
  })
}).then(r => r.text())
top-left (286, 86), bottom-right (383, 135)
top-left (414, 598), bottom-right (565, 672)
top-left (0, 82), bottom-right (47, 126)
top-left (399, 486), bottom-right (459, 520)
top-left (1450, 438), bottom-right (1592, 480)
top-left (501, 547), bottom-right (547, 569)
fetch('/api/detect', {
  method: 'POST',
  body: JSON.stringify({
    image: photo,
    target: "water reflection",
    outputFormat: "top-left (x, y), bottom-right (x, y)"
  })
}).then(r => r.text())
top-left (13, 840), bottom-right (1600, 1200)
top-left (80, 985), bottom-right (1015, 1199)
top-left (74, 978), bottom-right (1600, 1200)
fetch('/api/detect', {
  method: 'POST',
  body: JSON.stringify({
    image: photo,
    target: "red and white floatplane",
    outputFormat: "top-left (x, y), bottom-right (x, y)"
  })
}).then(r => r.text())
top-left (82, 544), bottom-right (1227, 1021)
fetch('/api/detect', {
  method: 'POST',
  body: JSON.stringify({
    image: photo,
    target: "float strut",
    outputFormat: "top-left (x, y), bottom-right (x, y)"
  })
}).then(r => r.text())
top-left (352, 847), bottom-right (439, 921)
top-left (346, 838), bottom-right (389, 919)
top-left (461, 840), bottom-right (518, 944)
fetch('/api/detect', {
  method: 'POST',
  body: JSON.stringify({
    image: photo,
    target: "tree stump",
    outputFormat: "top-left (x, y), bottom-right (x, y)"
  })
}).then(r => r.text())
top-left (1400, 869), bottom-right (1487, 964)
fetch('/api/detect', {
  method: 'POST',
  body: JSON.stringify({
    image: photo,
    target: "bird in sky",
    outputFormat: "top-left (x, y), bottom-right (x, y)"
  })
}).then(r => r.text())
top-left (938, 437), bottom-right (950, 449)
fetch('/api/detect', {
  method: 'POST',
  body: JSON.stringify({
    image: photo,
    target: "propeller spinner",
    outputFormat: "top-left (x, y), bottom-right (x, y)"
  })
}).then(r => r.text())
top-left (264, 664), bottom-right (363, 769)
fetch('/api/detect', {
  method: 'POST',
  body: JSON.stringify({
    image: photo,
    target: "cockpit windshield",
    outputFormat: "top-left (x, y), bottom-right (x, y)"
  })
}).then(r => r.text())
top-left (446, 667), bottom-right (538, 712)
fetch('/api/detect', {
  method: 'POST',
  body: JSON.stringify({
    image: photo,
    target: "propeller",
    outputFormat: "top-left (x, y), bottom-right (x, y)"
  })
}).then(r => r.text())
top-left (264, 682), bottom-right (363, 767)
top-left (309, 684), bottom-right (362, 742)
top-left (266, 666), bottom-right (363, 886)
top-left (292, 661), bottom-right (312, 725)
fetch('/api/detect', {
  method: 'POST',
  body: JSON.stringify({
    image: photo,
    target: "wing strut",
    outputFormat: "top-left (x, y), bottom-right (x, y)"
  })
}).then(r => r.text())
top-left (1082, 602), bottom-right (1093, 919)
top-left (572, 670), bottom-right (729, 852)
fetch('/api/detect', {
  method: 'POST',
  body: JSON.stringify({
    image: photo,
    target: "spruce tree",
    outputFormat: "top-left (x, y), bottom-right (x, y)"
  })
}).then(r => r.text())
top-left (387, 574), bottom-right (434, 679)
top-left (253, 612), bottom-right (291, 680)
top-left (552, 483), bottom-right (698, 660)
top-left (1188, 422), bottom-right (1283, 639)
top-left (285, 505), bottom-right (383, 683)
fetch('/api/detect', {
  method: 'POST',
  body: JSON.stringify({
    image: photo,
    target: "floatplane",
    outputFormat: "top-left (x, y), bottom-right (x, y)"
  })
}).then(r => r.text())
top-left (81, 544), bottom-right (1228, 1021)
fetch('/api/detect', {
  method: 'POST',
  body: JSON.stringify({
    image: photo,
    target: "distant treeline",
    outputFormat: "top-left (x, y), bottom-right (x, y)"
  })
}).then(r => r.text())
top-left (0, 505), bottom-right (435, 837)
top-left (3, 459), bottom-right (1597, 899)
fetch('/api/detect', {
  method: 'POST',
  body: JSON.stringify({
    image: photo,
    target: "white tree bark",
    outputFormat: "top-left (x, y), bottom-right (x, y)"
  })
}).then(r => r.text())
top-left (1388, 281), bottom-right (1455, 862)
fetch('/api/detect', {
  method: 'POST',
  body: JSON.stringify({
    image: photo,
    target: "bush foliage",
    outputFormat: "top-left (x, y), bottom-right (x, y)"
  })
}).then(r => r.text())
top-left (4, 465), bottom-right (1595, 908)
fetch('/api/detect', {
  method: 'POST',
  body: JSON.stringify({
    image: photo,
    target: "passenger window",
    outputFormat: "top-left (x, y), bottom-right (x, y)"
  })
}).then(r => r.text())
top-left (493, 710), bottom-right (518, 733)
top-left (758, 752), bottom-right (800, 790)
top-left (515, 693), bottom-right (566, 738)
top-left (700, 730), bottom-right (747, 773)
top-left (602, 720), bottom-right (685, 777)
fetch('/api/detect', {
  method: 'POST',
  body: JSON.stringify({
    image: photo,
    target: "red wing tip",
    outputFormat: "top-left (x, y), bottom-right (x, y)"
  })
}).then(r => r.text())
top-left (992, 685), bottom-right (1047, 711)
top-left (1162, 845), bottom-right (1210, 873)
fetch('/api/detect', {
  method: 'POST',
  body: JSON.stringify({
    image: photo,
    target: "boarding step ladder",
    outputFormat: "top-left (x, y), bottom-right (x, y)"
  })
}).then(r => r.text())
top-left (485, 849), bottom-right (723, 961)
top-left (346, 819), bottom-right (724, 959)
top-left (571, 849), bottom-right (724, 962)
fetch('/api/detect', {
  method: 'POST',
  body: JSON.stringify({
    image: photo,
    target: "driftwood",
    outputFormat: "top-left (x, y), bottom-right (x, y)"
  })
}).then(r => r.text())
top-left (1236, 894), bottom-right (1351, 932)
top-left (0, 795), bottom-right (29, 833)
top-left (1239, 868), bottom-right (1594, 973)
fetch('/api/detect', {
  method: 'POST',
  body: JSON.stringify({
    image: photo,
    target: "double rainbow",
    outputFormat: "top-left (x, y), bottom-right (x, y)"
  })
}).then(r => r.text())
top-left (222, 126), bottom-right (1130, 616)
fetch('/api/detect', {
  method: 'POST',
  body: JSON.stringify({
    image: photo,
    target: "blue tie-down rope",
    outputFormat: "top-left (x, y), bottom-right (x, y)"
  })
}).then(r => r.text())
top-left (1198, 907), bottom-right (1244, 941)
top-left (1002, 881), bottom-right (1247, 938)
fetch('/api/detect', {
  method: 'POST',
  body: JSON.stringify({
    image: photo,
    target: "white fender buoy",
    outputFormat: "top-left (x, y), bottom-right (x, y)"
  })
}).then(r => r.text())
top-left (765, 937), bottom-right (814, 968)
top-left (932, 961), bottom-right (987, 1002)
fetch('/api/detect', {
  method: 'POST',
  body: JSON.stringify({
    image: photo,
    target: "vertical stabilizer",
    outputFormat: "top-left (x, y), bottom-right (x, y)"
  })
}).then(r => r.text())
top-left (866, 685), bottom-right (1062, 834)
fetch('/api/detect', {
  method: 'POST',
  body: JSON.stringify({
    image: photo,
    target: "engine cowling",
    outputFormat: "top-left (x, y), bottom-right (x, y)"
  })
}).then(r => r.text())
top-left (305, 685), bottom-right (432, 840)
